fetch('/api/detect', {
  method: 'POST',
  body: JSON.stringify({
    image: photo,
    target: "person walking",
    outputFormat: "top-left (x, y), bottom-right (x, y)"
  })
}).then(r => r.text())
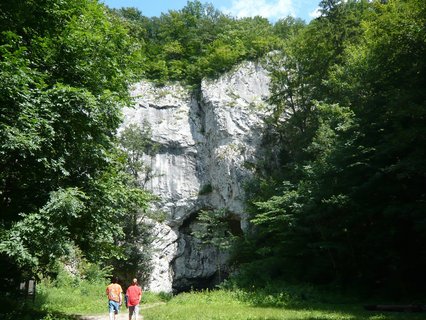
top-left (126, 278), bottom-right (143, 320)
top-left (106, 277), bottom-right (123, 320)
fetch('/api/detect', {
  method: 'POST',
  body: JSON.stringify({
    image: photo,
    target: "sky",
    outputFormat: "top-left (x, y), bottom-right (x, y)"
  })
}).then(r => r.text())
top-left (100, 0), bottom-right (322, 23)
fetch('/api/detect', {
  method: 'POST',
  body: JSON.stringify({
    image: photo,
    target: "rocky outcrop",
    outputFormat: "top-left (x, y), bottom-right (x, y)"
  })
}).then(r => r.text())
top-left (121, 61), bottom-right (271, 293)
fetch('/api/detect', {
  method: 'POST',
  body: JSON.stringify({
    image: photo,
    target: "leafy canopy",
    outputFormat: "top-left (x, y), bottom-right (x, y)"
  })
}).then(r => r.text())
top-left (0, 0), bottom-right (150, 288)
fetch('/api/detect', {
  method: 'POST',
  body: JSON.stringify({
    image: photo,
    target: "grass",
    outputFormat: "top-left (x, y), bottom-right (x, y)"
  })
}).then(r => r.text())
top-left (3, 280), bottom-right (166, 320)
top-left (7, 277), bottom-right (425, 320)
top-left (35, 280), bottom-right (108, 315)
top-left (35, 279), bottom-right (166, 315)
top-left (141, 289), bottom-right (426, 320)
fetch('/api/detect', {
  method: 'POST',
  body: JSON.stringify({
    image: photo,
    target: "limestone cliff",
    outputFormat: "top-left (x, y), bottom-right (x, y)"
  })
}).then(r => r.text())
top-left (121, 61), bottom-right (271, 293)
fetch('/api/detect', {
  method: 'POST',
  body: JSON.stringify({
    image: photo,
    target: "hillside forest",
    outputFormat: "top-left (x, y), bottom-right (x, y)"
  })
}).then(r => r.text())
top-left (1, 0), bottom-right (425, 302)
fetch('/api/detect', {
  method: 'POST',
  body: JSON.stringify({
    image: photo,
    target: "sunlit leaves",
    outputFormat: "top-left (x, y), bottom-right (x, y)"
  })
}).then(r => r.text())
top-left (122, 1), bottom-right (286, 84)
top-left (0, 0), bottom-right (151, 281)
top-left (0, 188), bottom-right (87, 270)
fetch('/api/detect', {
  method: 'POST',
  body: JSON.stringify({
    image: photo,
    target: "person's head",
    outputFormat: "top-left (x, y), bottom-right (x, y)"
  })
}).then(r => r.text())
top-left (132, 278), bottom-right (138, 285)
top-left (111, 276), bottom-right (119, 284)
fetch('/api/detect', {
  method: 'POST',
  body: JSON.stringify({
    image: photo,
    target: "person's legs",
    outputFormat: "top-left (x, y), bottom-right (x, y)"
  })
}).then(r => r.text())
top-left (134, 305), bottom-right (140, 320)
top-left (109, 300), bottom-right (119, 320)
top-left (128, 306), bottom-right (133, 320)
top-left (128, 306), bottom-right (136, 320)
top-left (108, 301), bottom-right (115, 320)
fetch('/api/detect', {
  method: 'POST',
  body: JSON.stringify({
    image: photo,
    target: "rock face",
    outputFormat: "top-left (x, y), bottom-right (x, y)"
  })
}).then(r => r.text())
top-left (121, 61), bottom-right (271, 293)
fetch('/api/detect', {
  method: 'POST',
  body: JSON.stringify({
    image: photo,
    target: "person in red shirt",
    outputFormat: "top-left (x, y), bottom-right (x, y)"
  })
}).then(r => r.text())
top-left (126, 278), bottom-right (143, 320)
top-left (106, 277), bottom-right (123, 320)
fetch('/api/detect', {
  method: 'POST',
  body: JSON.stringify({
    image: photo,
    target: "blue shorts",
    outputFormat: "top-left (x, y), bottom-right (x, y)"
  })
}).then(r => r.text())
top-left (109, 300), bottom-right (120, 314)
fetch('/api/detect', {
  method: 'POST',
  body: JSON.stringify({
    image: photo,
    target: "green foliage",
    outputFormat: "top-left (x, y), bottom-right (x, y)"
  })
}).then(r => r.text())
top-left (192, 209), bottom-right (237, 251)
top-left (2, 0), bottom-right (425, 305)
top-left (0, 188), bottom-right (88, 272)
top-left (110, 216), bottom-right (155, 286)
top-left (113, 122), bottom-right (161, 284)
top-left (0, 0), bottom-right (151, 294)
top-left (119, 121), bottom-right (160, 185)
top-left (36, 277), bottom-right (108, 315)
top-left (112, 1), bottom-right (287, 85)
top-left (240, 0), bottom-right (426, 297)
top-left (191, 209), bottom-right (238, 283)
top-left (273, 16), bottom-right (305, 40)
top-left (57, 248), bottom-right (114, 284)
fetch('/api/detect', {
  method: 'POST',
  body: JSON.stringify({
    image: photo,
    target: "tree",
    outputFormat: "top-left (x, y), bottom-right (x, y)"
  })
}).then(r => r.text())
top-left (191, 209), bottom-right (237, 283)
top-left (241, 0), bottom-right (426, 296)
top-left (112, 122), bottom-right (161, 284)
top-left (0, 0), bottom-right (149, 292)
top-left (119, 122), bottom-right (160, 187)
top-left (113, 1), bottom-right (283, 85)
top-left (322, 0), bottom-right (426, 294)
top-left (273, 16), bottom-right (305, 40)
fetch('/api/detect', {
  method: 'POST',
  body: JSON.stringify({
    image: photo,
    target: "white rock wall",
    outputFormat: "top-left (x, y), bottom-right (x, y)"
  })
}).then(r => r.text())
top-left (121, 61), bottom-right (271, 292)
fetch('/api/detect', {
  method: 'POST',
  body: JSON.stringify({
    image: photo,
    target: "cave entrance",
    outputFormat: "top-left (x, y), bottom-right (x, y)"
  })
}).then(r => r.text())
top-left (172, 208), bottom-right (243, 293)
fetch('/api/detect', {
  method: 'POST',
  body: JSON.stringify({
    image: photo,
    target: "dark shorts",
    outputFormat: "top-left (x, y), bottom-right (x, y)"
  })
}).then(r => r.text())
top-left (129, 305), bottom-right (140, 314)
top-left (109, 300), bottom-right (120, 314)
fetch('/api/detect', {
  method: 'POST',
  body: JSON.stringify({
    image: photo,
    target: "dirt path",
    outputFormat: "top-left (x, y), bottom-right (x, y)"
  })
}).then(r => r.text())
top-left (78, 302), bottom-right (165, 320)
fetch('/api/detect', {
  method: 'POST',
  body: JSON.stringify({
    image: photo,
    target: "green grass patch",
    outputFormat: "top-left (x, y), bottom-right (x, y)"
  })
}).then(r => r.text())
top-left (142, 289), bottom-right (426, 320)
top-left (35, 279), bottom-right (166, 315)
top-left (11, 277), bottom-right (425, 320)
top-left (35, 279), bottom-right (107, 315)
